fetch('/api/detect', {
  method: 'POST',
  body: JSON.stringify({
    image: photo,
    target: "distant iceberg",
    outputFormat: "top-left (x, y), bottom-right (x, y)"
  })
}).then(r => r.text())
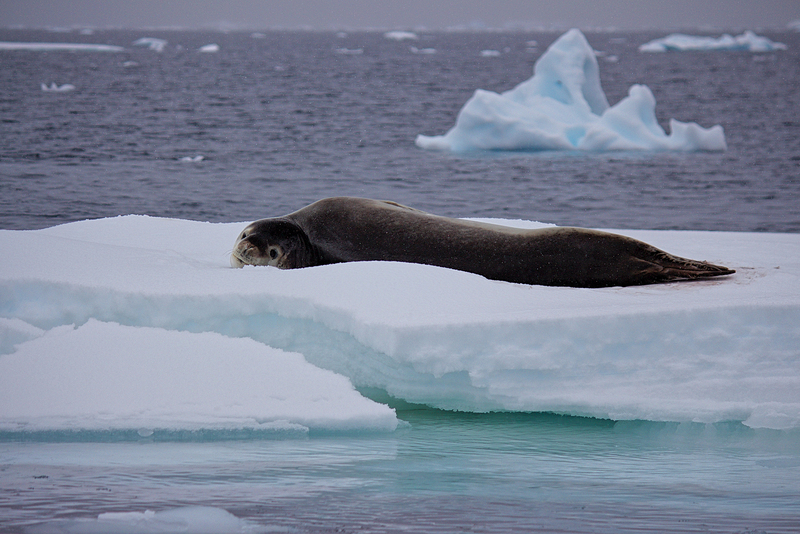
top-left (199, 43), bottom-right (220, 53)
top-left (41, 82), bottom-right (75, 92)
top-left (416, 29), bottom-right (726, 153)
top-left (410, 46), bottom-right (436, 55)
top-left (639, 31), bottom-right (787, 53)
top-left (384, 31), bottom-right (418, 41)
top-left (133, 37), bottom-right (167, 52)
top-left (0, 41), bottom-right (123, 52)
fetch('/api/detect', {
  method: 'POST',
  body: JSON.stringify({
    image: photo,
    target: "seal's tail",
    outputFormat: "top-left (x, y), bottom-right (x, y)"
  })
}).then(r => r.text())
top-left (649, 251), bottom-right (735, 283)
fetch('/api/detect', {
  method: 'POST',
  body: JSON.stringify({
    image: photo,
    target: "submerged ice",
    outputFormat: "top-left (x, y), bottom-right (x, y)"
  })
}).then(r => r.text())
top-left (416, 29), bottom-right (726, 152)
top-left (1, 215), bottom-right (798, 432)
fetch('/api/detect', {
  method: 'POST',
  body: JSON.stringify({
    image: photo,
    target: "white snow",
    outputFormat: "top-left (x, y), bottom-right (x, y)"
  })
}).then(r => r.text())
top-left (1, 215), bottom-right (799, 431)
top-left (132, 37), bottom-right (167, 52)
top-left (416, 29), bottom-right (726, 153)
top-left (639, 31), bottom-right (787, 53)
top-left (0, 42), bottom-right (124, 52)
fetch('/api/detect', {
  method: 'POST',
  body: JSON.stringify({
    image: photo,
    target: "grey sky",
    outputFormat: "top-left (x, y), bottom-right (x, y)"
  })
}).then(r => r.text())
top-left (1, 0), bottom-right (799, 31)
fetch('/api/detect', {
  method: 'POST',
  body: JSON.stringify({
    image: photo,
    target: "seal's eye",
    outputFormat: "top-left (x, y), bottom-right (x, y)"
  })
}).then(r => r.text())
top-left (269, 248), bottom-right (278, 259)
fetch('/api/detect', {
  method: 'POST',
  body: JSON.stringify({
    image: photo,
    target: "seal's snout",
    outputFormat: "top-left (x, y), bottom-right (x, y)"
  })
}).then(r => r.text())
top-left (230, 251), bottom-right (245, 268)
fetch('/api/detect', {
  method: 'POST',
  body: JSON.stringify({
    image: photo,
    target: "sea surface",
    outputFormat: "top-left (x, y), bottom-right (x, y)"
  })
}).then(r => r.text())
top-left (2, 29), bottom-right (800, 533)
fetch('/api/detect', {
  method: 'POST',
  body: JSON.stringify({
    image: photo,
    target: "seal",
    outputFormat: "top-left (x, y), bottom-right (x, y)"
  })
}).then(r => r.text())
top-left (231, 197), bottom-right (735, 288)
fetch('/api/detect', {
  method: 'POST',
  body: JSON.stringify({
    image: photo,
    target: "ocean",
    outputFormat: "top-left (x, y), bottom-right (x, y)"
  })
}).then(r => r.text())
top-left (1, 28), bottom-right (800, 533)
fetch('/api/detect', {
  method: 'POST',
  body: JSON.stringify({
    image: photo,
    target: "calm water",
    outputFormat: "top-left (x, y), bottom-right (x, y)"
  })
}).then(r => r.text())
top-left (1, 29), bottom-right (799, 231)
top-left (3, 410), bottom-right (800, 533)
top-left (2, 29), bottom-right (800, 532)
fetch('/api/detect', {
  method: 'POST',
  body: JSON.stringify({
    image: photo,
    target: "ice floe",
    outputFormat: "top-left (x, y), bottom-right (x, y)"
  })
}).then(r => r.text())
top-left (639, 31), bottom-right (787, 53)
top-left (0, 41), bottom-right (123, 52)
top-left (40, 82), bottom-right (75, 92)
top-left (415, 29), bottom-right (726, 152)
top-left (132, 37), bottom-right (167, 52)
top-left (1, 214), bottom-right (798, 431)
top-left (384, 31), bottom-right (418, 41)
top-left (199, 43), bottom-right (220, 53)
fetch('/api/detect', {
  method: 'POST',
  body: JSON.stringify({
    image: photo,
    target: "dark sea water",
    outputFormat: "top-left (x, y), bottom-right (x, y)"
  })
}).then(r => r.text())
top-left (1, 29), bottom-right (799, 232)
top-left (2, 29), bottom-right (800, 533)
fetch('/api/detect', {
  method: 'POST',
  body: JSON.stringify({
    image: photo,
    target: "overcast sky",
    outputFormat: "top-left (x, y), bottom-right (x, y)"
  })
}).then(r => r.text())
top-left (2, 0), bottom-right (799, 31)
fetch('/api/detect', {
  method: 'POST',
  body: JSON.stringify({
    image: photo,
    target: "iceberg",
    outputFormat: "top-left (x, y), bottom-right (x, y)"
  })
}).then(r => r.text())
top-left (40, 82), bottom-right (75, 92)
top-left (132, 37), bottom-right (167, 52)
top-left (384, 31), bottom-right (418, 41)
top-left (639, 31), bottom-right (788, 53)
top-left (199, 43), bottom-right (220, 53)
top-left (0, 41), bottom-right (123, 52)
top-left (1, 215), bottom-right (799, 431)
top-left (416, 29), bottom-right (726, 152)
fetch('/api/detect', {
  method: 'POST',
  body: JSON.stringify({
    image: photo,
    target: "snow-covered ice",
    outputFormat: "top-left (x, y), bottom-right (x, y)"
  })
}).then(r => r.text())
top-left (1, 215), bottom-right (798, 432)
top-left (416, 29), bottom-right (726, 153)
top-left (199, 43), bottom-right (220, 53)
top-left (639, 31), bottom-right (787, 53)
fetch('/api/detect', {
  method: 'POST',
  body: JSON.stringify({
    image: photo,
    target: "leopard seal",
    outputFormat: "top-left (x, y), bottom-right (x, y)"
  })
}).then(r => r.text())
top-left (230, 197), bottom-right (734, 288)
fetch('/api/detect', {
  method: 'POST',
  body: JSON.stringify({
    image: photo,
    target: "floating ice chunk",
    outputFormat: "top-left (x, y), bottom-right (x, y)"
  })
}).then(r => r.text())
top-left (41, 82), bottom-right (75, 92)
top-left (132, 37), bottom-right (167, 52)
top-left (178, 155), bottom-right (204, 162)
top-left (0, 320), bottom-right (398, 433)
top-left (410, 46), bottom-right (436, 54)
top-left (199, 43), bottom-right (220, 53)
top-left (122, 60), bottom-right (139, 68)
top-left (335, 47), bottom-right (363, 55)
top-left (250, 32), bottom-right (266, 39)
top-left (1, 215), bottom-right (798, 429)
top-left (480, 49), bottom-right (501, 57)
top-left (0, 41), bottom-right (123, 52)
top-left (384, 30), bottom-right (418, 41)
top-left (32, 506), bottom-right (260, 534)
top-left (416, 28), bottom-right (725, 152)
top-left (639, 31), bottom-right (787, 52)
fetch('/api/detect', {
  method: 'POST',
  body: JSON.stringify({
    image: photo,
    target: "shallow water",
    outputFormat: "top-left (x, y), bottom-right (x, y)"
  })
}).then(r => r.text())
top-left (3, 409), bottom-right (800, 533)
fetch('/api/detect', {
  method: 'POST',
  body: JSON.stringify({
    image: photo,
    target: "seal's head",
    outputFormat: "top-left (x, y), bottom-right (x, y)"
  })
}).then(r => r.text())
top-left (230, 219), bottom-right (315, 269)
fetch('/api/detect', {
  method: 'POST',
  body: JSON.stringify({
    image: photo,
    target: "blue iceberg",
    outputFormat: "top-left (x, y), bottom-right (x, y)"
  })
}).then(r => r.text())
top-left (416, 29), bottom-right (726, 153)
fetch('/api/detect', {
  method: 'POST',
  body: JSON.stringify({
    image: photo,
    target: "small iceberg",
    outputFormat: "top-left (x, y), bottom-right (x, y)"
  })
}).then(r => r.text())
top-left (639, 31), bottom-right (787, 53)
top-left (384, 31), bottom-right (418, 41)
top-left (335, 47), bottom-right (363, 55)
top-left (132, 37), bottom-right (167, 52)
top-left (0, 41), bottom-right (123, 52)
top-left (178, 155), bottom-right (204, 162)
top-left (41, 82), bottom-right (75, 92)
top-left (199, 43), bottom-right (220, 53)
top-left (480, 49), bottom-right (501, 57)
top-left (416, 28), bottom-right (726, 153)
top-left (410, 46), bottom-right (436, 55)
